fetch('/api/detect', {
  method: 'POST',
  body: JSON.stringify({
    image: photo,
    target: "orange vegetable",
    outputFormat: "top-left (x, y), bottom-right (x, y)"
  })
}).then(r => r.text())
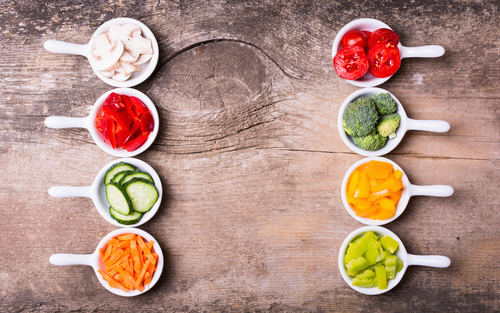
top-left (346, 160), bottom-right (403, 220)
top-left (98, 234), bottom-right (158, 292)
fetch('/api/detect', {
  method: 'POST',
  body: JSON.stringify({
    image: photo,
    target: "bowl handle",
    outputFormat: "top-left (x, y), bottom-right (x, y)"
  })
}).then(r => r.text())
top-left (399, 45), bottom-right (445, 59)
top-left (50, 253), bottom-right (94, 266)
top-left (45, 116), bottom-right (89, 129)
top-left (48, 186), bottom-right (92, 198)
top-left (408, 184), bottom-right (454, 197)
top-left (407, 254), bottom-right (451, 268)
top-left (406, 118), bottom-right (450, 133)
top-left (44, 40), bottom-right (89, 57)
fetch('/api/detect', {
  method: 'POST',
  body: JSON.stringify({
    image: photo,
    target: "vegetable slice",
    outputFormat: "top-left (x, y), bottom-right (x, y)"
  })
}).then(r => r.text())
top-left (106, 182), bottom-right (132, 215)
top-left (110, 207), bottom-right (143, 225)
top-left (104, 162), bottom-right (136, 185)
top-left (124, 178), bottom-right (159, 213)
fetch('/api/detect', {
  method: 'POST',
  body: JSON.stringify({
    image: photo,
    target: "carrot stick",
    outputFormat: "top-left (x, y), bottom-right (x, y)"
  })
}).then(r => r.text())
top-left (103, 245), bottom-right (113, 262)
top-left (98, 269), bottom-right (128, 292)
top-left (99, 248), bottom-right (105, 260)
top-left (135, 259), bottom-right (151, 285)
top-left (136, 235), bottom-right (156, 266)
top-left (117, 233), bottom-right (135, 241)
top-left (116, 240), bottom-right (130, 249)
top-left (105, 249), bottom-right (124, 268)
top-left (108, 238), bottom-right (120, 247)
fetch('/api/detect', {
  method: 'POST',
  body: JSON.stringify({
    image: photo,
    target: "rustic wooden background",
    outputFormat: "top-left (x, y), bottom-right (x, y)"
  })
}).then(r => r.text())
top-left (1, 0), bottom-right (499, 312)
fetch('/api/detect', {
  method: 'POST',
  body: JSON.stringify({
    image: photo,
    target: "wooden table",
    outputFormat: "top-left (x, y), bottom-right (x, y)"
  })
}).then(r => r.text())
top-left (2, 1), bottom-right (499, 311)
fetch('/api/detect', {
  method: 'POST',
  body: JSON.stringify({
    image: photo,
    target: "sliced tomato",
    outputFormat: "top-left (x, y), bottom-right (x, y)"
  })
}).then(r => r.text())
top-left (367, 42), bottom-right (401, 78)
top-left (341, 30), bottom-right (369, 50)
top-left (363, 31), bottom-right (372, 39)
top-left (334, 46), bottom-right (369, 80)
top-left (367, 28), bottom-right (399, 49)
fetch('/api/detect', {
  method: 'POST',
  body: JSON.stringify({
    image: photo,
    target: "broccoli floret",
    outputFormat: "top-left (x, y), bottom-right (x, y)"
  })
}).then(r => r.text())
top-left (343, 97), bottom-right (379, 137)
top-left (370, 93), bottom-right (398, 115)
top-left (377, 113), bottom-right (401, 139)
top-left (353, 131), bottom-right (388, 151)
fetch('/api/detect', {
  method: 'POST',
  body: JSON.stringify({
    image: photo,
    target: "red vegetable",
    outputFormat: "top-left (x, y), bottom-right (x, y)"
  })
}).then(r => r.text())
top-left (122, 133), bottom-right (150, 152)
top-left (334, 45), bottom-right (369, 80)
top-left (367, 42), bottom-right (401, 78)
top-left (341, 30), bottom-right (369, 51)
top-left (367, 28), bottom-right (399, 49)
top-left (95, 93), bottom-right (154, 152)
top-left (103, 105), bottom-right (132, 130)
top-left (140, 111), bottom-right (154, 133)
top-left (130, 96), bottom-right (149, 117)
top-left (105, 92), bottom-right (125, 112)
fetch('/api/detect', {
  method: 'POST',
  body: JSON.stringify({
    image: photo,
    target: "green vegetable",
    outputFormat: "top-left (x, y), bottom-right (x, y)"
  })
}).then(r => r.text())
top-left (343, 97), bottom-right (379, 137)
top-left (344, 233), bottom-right (403, 290)
top-left (345, 256), bottom-right (370, 277)
top-left (370, 93), bottom-right (398, 115)
top-left (104, 162), bottom-right (136, 185)
top-left (353, 131), bottom-right (387, 151)
top-left (379, 235), bottom-right (399, 254)
top-left (376, 266), bottom-right (388, 290)
top-left (344, 231), bottom-right (378, 263)
top-left (377, 113), bottom-right (401, 139)
top-left (124, 178), bottom-right (159, 213)
top-left (110, 207), bottom-right (143, 225)
top-left (105, 182), bottom-right (132, 215)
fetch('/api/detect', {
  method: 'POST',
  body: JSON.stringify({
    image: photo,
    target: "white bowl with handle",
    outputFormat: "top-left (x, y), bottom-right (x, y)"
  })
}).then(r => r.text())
top-left (48, 157), bottom-right (162, 227)
top-left (44, 87), bottom-right (159, 157)
top-left (332, 18), bottom-right (445, 87)
top-left (44, 17), bottom-right (159, 88)
top-left (339, 225), bottom-right (451, 295)
top-left (338, 87), bottom-right (450, 157)
top-left (50, 228), bottom-right (163, 297)
top-left (341, 156), bottom-right (453, 226)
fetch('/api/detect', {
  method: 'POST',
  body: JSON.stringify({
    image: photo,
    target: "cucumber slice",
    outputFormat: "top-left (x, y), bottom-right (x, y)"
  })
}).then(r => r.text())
top-left (110, 207), bottom-right (142, 225)
top-left (104, 162), bottom-right (136, 185)
top-left (112, 170), bottom-right (134, 184)
top-left (124, 178), bottom-right (159, 213)
top-left (105, 182), bottom-right (132, 215)
top-left (119, 170), bottom-right (154, 185)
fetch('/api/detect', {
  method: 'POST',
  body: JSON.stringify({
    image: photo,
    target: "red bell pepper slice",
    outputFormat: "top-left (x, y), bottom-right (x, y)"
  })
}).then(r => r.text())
top-left (103, 104), bottom-right (132, 130)
top-left (122, 95), bottom-right (140, 122)
top-left (122, 132), bottom-right (150, 152)
top-left (130, 96), bottom-right (149, 117)
top-left (102, 118), bottom-right (117, 149)
top-left (140, 111), bottom-right (154, 133)
top-left (115, 121), bottom-right (141, 147)
top-left (105, 92), bottom-right (125, 112)
top-left (95, 115), bottom-right (110, 133)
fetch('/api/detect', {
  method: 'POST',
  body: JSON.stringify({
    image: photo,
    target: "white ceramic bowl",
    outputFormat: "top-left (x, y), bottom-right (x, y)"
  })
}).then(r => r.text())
top-left (44, 87), bottom-right (159, 157)
top-left (50, 227), bottom-right (164, 297)
top-left (44, 17), bottom-right (159, 88)
top-left (48, 158), bottom-right (162, 227)
top-left (338, 87), bottom-right (450, 157)
top-left (338, 225), bottom-right (450, 295)
top-left (341, 157), bottom-right (453, 226)
top-left (332, 18), bottom-right (445, 87)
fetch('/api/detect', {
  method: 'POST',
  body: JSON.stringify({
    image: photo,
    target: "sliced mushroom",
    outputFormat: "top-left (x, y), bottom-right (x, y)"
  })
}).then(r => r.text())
top-left (133, 53), bottom-right (153, 65)
top-left (112, 68), bottom-right (132, 82)
top-left (129, 37), bottom-right (153, 55)
top-left (93, 33), bottom-right (112, 58)
top-left (119, 61), bottom-right (137, 76)
top-left (107, 25), bottom-right (122, 42)
top-left (89, 39), bottom-right (124, 71)
top-left (120, 49), bottom-right (140, 63)
top-left (100, 69), bottom-right (116, 78)
top-left (115, 23), bottom-right (142, 51)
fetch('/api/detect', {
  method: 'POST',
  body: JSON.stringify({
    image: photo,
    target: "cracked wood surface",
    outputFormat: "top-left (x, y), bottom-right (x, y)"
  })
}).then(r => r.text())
top-left (1, 0), bottom-right (499, 312)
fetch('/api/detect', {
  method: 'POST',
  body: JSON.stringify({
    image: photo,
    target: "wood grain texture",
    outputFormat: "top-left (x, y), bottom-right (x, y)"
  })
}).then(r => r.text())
top-left (1, 0), bottom-right (499, 312)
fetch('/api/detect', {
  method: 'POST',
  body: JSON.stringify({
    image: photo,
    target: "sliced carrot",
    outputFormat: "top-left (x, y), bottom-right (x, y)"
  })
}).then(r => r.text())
top-left (118, 233), bottom-right (136, 241)
top-left (136, 235), bottom-right (156, 266)
top-left (99, 233), bottom-right (158, 293)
